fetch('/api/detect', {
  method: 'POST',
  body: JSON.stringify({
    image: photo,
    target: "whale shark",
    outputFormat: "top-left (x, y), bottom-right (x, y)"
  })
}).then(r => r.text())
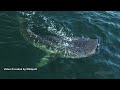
top-left (19, 17), bottom-right (98, 68)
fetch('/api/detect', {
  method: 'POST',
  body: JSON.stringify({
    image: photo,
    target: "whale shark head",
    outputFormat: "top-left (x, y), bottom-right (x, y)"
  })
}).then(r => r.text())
top-left (67, 37), bottom-right (98, 58)
top-left (62, 37), bottom-right (98, 58)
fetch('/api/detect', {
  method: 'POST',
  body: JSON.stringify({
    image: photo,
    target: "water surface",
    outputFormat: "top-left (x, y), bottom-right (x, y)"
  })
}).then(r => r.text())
top-left (0, 11), bottom-right (120, 79)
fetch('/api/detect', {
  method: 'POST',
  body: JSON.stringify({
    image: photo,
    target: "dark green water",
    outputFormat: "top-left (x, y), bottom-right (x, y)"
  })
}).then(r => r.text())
top-left (0, 11), bottom-right (120, 79)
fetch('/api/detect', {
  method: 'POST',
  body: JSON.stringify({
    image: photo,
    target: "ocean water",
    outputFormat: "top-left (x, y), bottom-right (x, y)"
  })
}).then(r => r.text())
top-left (0, 11), bottom-right (120, 79)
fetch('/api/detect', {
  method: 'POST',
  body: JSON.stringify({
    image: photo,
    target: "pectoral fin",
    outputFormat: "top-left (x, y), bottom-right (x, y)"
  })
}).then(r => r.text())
top-left (36, 53), bottom-right (60, 68)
